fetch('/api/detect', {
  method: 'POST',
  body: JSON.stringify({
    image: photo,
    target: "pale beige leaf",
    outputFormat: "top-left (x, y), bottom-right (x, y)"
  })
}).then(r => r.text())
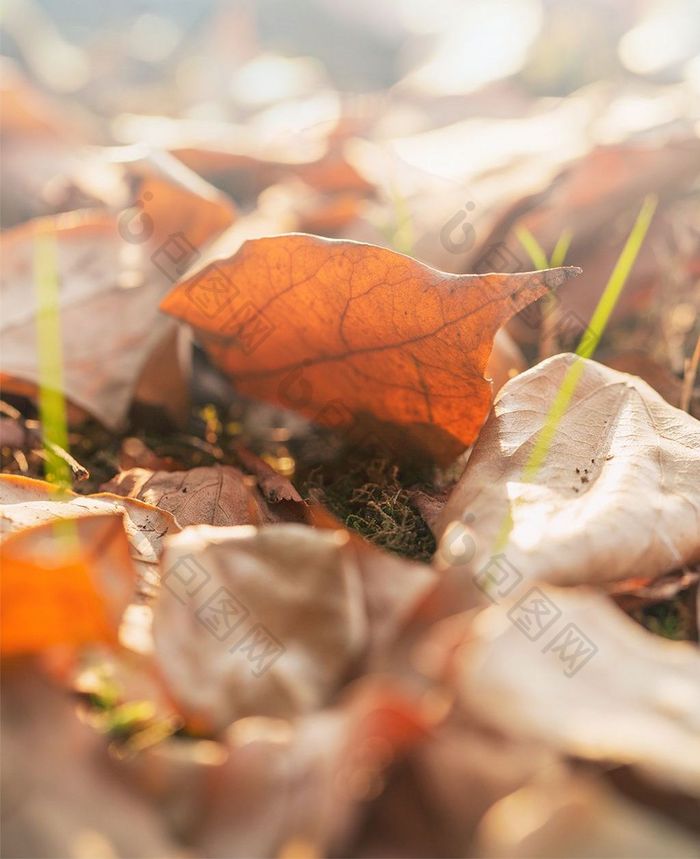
top-left (152, 524), bottom-right (436, 732)
top-left (444, 586), bottom-right (700, 795)
top-left (436, 353), bottom-right (700, 585)
top-left (123, 679), bottom-right (430, 859)
top-left (1, 666), bottom-right (185, 858)
top-left (0, 475), bottom-right (180, 587)
top-left (477, 774), bottom-right (700, 859)
top-left (1, 211), bottom-right (174, 429)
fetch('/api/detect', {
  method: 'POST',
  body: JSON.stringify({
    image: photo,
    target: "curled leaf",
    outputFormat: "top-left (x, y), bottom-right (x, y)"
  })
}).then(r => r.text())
top-left (434, 586), bottom-right (700, 795)
top-left (152, 523), bottom-right (436, 732)
top-left (0, 475), bottom-right (180, 589)
top-left (436, 353), bottom-right (700, 585)
top-left (1, 666), bottom-right (185, 856)
top-left (0, 152), bottom-right (234, 429)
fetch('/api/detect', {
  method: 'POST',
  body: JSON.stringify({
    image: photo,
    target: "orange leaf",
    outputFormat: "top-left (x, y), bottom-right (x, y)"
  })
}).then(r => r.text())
top-left (1, 513), bottom-right (136, 654)
top-left (161, 234), bottom-right (580, 464)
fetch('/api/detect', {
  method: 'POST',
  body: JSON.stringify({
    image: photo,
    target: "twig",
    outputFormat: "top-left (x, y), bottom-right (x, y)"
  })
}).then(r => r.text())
top-left (680, 334), bottom-right (700, 413)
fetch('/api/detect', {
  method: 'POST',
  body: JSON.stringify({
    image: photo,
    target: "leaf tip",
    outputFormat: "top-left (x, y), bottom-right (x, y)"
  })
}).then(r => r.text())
top-left (540, 265), bottom-right (582, 290)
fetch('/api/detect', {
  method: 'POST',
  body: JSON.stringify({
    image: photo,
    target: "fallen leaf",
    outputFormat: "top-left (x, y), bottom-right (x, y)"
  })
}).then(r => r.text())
top-left (0, 58), bottom-right (94, 227)
top-left (471, 139), bottom-right (700, 331)
top-left (152, 523), bottom-right (436, 732)
top-left (348, 716), bottom-right (560, 858)
top-left (161, 233), bottom-right (580, 464)
top-left (0, 475), bottom-right (180, 591)
top-left (1, 514), bottom-right (135, 654)
top-left (1, 664), bottom-right (185, 857)
top-left (476, 774), bottom-right (700, 859)
top-left (114, 112), bottom-right (372, 204)
top-left (0, 151), bottom-right (234, 430)
top-left (124, 678), bottom-right (432, 858)
top-left (102, 465), bottom-right (272, 528)
top-left (432, 585), bottom-right (700, 795)
top-left (435, 353), bottom-right (700, 585)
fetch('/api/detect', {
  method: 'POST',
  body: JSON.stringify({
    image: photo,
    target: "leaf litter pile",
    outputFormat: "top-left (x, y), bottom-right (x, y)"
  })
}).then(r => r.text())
top-left (1, 3), bottom-right (700, 857)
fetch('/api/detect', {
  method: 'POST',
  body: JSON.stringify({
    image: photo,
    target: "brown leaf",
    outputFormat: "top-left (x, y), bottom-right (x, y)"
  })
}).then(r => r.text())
top-left (161, 234), bottom-right (580, 464)
top-left (102, 465), bottom-right (272, 528)
top-left (125, 679), bottom-right (432, 858)
top-left (1, 664), bottom-right (185, 858)
top-left (471, 139), bottom-right (700, 331)
top-left (0, 152), bottom-right (234, 430)
top-left (435, 353), bottom-right (700, 585)
top-left (152, 523), bottom-right (436, 732)
top-left (116, 113), bottom-right (372, 203)
top-left (0, 58), bottom-right (94, 227)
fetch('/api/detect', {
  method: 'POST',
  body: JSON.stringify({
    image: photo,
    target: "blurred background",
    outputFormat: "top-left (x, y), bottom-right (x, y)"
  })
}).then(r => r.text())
top-left (4, 0), bottom-right (698, 405)
top-left (1, 4), bottom-right (700, 858)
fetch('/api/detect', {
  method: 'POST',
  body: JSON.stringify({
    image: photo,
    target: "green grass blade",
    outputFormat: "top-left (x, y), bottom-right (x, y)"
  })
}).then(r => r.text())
top-left (33, 228), bottom-right (71, 489)
top-left (515, 225), bottom-right (549, 270)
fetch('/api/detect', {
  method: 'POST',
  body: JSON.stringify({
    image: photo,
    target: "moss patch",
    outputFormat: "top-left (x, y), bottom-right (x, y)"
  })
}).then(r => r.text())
top-left (303, 455), bottom-right (436, 562)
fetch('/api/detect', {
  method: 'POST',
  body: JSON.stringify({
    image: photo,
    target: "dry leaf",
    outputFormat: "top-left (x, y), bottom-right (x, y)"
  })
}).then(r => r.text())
top-left (161, 233), bottom-right (580, 464)
top-left (1, 209), bottom-right (179, 430)
top-left (0, 475), bottom-right (180, 590)
top-left (471, 139), bottom-right (700, 329)
top-left (0, 514), bottom-right (135, 654)
top-left (436, 586), bottom-right (700, 795)
top-left (349, 718), bottom-right (561, 858)
top-left (435, 353), bottom-right (700, 585)
top-left (152, 523), bottom-right (436, 732)
top-left (102, 465), bottom-right (272, 528)
top-left (0, 151), bottom-right (234, 430)
top-left (476, 774), bottom-right (700, 858)
top-left (124, 679), bottom-right (431, 858)
top-left (1, 664), bottom-right (185, 858)
top-left (114, 112), bottom-right (372, 204)
top-left (231, 443), bottom-right (303, 504)
top-left (0, 58), bottom-right (94, 227)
